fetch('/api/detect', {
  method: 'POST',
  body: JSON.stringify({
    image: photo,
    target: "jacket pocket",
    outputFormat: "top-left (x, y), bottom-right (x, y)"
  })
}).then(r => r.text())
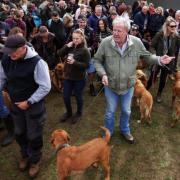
top-left (128, 52), bottom-right (138, 64)
top-left (128, 75), bottom-right (136, 88)
top-left (109, 77), bottom-right (116, 89)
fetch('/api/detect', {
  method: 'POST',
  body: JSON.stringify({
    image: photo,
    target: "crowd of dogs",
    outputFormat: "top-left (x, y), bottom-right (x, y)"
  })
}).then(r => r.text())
top-left (2, 62), bottom-right (180, 179)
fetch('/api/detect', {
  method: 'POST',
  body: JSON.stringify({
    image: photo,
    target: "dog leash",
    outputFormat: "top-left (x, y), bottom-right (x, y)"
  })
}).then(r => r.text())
top-left (84, 85), bottom-right (104, 112)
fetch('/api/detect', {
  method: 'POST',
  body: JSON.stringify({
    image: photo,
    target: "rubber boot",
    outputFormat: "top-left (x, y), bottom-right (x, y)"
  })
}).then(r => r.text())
top-left (1, 114), bottom-right (15, 147)
top-left (89, 84), bottom-right (97, 96)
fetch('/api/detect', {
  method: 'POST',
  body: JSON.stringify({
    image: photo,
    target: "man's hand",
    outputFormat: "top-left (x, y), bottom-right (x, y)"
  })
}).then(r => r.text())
top-left (15, 101), bottom-right (29, 110)
top-left (160, 55), bottom-right (175, 65)
top-left (102, 75), bottom-right (108, 86)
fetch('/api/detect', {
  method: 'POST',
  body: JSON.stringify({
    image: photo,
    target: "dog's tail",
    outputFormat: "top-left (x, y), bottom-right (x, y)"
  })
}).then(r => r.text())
top-left (100, 126), bottom-right (111, 143)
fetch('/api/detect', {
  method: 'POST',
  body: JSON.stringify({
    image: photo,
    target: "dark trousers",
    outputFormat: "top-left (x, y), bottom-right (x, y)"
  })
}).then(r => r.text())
top-left (63, 79), bottom-right (86, 115)
top-left (11, 100), bottom-right (46, 164)
top-left (147, 65), bottom-right (169, 95)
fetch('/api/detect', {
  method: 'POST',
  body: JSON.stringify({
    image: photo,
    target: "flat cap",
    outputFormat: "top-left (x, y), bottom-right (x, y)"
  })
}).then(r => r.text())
top-left (2, 34), bottom-right (26, 54)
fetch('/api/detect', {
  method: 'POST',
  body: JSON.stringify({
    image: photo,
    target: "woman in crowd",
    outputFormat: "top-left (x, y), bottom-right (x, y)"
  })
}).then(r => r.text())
top-left (94, 18), bottom-right (112, 52)
top-left (147, 16), bottom-right (180, 103)
top-left (59, 29), bottom-right (90, 124)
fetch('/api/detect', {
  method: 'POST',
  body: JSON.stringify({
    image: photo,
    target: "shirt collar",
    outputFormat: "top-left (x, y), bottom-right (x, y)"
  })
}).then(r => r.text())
top-left (111, 35), bottom-right (133, 49)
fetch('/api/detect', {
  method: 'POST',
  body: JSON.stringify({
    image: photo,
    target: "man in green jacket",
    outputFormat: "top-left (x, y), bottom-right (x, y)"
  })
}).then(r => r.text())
top-left (94, 16), bottom-right (174, 144)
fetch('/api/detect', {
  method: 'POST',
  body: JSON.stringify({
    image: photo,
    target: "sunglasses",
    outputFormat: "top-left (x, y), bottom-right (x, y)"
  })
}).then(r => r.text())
top-left (169, 25), bottom-right (177, 28)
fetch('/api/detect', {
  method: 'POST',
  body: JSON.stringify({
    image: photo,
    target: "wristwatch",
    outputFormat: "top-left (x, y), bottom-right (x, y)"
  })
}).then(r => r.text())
top-left (27, 100), bottom-right (32, 106)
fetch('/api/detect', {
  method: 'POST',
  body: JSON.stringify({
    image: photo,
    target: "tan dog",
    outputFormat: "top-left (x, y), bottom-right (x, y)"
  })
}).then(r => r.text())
top-left (136, 69), bottom-right (148, 87)
top-left (172, 71), bottom-right (180, 107)
top-left (134, 79), bottom-right (153, 124)
top-left (171, 100), bottom-right (180, 127)
top-left (51, 127), bottom-right (111, 180)
top-left (49, 62), bottom-right (65, 92)
top-left (2, 91), bottom-right (12, 109)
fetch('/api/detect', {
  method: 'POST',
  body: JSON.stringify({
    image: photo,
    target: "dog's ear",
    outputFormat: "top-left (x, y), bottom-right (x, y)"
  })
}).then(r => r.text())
top-left (63, 132), bottom-right (70, 143)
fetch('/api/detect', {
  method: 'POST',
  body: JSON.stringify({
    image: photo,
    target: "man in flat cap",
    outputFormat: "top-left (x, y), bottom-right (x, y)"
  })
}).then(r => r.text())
top-left (0, 34), bottom-right (51, 178)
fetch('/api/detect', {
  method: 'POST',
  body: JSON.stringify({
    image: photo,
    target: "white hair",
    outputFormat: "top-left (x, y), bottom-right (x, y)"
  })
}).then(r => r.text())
top-left (112, 16), bottom-right (131, 31)
top-left (175, 10), bottom-right (180, 16)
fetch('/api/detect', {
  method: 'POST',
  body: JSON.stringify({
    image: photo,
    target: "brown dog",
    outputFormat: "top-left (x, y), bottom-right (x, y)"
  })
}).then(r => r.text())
top-left (171, 100), bottom-right (180, 127)
top-left (134, 79), bottom-right (153, 124)
top-left (49, 62), bottom-right (64, 92)
top-left (2, 91), bottom-right (12, 109)
top-left (51, 127), bottom-right (111, 180)
top-left (136, 69), bottom-right (148, 87)
top-left (172, 71), bottom-right (180, 107)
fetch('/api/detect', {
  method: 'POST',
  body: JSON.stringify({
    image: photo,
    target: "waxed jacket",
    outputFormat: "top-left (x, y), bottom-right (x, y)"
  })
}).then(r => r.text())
top-left (151, 31), bottom-right (180, 56)
top-left (94, 35), bottom-right (159, 94)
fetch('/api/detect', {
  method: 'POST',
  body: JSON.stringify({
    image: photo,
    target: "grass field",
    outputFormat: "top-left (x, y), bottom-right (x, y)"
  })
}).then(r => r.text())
top-left (0, 78), bottom-right (180, 180)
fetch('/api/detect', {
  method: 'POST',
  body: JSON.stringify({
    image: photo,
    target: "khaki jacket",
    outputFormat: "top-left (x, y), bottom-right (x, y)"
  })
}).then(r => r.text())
top-left (94, 35), bottom-right (159, 94)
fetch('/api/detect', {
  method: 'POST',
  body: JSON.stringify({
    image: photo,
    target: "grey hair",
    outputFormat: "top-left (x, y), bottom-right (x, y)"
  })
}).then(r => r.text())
top-left (175, 10), bottom-right (180, 17)
top-left (112, 16), bottom-right (131, 31)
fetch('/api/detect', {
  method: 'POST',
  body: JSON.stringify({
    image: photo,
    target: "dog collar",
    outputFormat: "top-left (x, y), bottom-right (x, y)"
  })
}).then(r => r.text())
top-left (55, 143), bottom-right (70, 154)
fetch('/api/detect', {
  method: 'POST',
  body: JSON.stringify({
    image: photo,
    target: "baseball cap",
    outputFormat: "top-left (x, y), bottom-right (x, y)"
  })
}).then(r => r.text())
top-left (2, 34), bottom-right (26, 54)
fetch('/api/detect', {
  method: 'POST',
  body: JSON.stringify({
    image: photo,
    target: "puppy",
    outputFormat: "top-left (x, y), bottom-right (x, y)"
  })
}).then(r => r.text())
top-left (136, 69), bottom-right (148, 87)
top-left (171, 100), bottom-right (180, 127)
top-left (51, 127), bottom-right (111, 180)
top-left (172, 71), bottom-right (180, 107)
top-left (49, 62), bottom-right (65, 92)
top-left (134, 79), bottom-right (153, 124)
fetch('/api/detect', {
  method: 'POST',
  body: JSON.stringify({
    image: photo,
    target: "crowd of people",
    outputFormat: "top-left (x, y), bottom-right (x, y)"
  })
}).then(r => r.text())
top-left (0, 0), bottom-right (179, 178)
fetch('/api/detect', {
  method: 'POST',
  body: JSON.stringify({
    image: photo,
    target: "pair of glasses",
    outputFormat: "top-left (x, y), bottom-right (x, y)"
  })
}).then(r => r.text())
top-left (169, 25), bottom-right (177, 28)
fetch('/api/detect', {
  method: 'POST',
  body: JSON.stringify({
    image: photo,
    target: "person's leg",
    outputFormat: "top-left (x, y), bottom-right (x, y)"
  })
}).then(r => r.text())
top-left (156, 67), bottom-right (169, 102)
top-left (26, 101), bottom-right (46, 178)
top-left (11, 104), bottom-right (28, 170)
top-left (1, 114), bottom-right (14, 146)
top-left (119, 87), bottom-right (134, 134)
top-left (104, 87), bottom-right (119, 135)
top-left (63, 80), bottom-right (73, 114)
top-left (147, 65), bottom-right (160, 89)
top-left (60, 80), bottom-right (73, 122)
top-left (73, 79), bottom-right (86, 115)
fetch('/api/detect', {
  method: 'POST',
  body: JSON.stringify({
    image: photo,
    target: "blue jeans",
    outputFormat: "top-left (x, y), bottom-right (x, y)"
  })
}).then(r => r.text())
top-left (63, 79), bottom-right (86, 115)
top-left (0, 90), bottom-right (9, 118)
top-left (104, 86), bottom-right (134, 135)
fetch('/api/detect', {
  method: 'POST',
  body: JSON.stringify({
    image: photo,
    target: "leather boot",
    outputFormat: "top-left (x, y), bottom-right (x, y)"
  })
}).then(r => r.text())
top-left (59, 112), bottom-right (72, 122)
top-left (1, 114), bottom-right (15, 147)
top-left (71, 113), bottom-right (82, 124)
top-left (89, 84), bottom-right (97, 96)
